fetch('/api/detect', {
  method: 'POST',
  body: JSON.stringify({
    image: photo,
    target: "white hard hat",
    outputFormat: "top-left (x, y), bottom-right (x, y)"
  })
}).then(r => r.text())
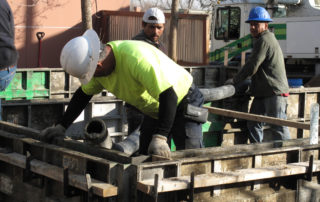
top-left (143, 7), bottom-right (165, 24)
top-left (60, 29), bottom-right (100, 85)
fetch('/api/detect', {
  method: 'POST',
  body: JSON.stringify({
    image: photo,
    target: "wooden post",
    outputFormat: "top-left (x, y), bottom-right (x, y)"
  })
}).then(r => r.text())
top-left (203, 106), bottom-right (310, 130)
top-left (241, 51), bottom-right (246, 67)
top-left (224, 49), bottom-right (228, 66)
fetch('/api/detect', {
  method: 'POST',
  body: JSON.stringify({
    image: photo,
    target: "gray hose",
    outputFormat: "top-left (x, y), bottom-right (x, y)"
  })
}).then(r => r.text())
top-left (199, 85), bottom-right (235, 102)
top-left (112, 129), bottom-right (140, 156)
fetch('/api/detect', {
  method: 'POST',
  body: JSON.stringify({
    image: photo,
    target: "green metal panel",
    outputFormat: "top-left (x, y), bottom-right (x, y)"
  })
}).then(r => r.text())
top-left (209, 34), bottom-right (253, 62)
top-left (269, 23), bottom-right (287, 40)
top-left (209, 23), bottom-right (287, 63)
top-left (0, 70), bottom-right (49, 100)
top-left (202, 102), bottom-right (224, 147)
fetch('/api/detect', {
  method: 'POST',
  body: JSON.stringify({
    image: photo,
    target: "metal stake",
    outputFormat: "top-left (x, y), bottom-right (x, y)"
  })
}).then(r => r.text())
top-left (310, 103), bottom-right (319, 145)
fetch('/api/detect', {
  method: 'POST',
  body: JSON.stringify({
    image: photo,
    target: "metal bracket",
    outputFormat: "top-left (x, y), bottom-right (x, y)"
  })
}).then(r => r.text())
top-left (85, 173), bottom-right (94, 202)
top-left (152, 174), bottom-right (159, 202)
top-left (63, 168), bottom-right (79, 197)
top-left (23, 151), bottom-right (34, 182)
top-left (306, 155), bottom-right (314, 181)
top-left (189, 172), bottom-right (195, 202)
top-left (22, 150), bottom-right (45, 188)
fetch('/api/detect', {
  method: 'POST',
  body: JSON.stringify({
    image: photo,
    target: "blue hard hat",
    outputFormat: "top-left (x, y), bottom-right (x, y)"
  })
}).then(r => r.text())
top-left (246, 6), bottom-right (273, 23)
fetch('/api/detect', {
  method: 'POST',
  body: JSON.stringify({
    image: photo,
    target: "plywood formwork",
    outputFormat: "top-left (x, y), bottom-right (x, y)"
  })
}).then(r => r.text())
top-left (0, 121), bottom-right (319, 202)
top-left (136, 141), bottom-right (320, 201)
top-left (0, 67), bottom-right (320, 201)
top-left (0, 122), bottom-right (124, 202)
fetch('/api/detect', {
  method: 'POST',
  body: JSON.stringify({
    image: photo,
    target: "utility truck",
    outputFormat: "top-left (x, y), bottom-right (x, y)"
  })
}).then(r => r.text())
top-left (209, 0), bottom-right (320, 83)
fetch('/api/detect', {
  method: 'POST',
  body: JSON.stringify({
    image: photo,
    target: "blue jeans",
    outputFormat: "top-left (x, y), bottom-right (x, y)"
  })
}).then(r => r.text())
top-left (0, 66), bottom-right (16, 120)
top-left (247, 95), bottom-right (290, 143)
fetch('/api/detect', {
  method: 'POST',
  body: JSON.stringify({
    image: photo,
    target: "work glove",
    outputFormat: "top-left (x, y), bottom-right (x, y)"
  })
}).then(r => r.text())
top-left (224, 78), bottom-right (234, 85)
top-left (148, 134), bottom-right (171, 158)
top-left (40, 124), bottom-right (66, 143)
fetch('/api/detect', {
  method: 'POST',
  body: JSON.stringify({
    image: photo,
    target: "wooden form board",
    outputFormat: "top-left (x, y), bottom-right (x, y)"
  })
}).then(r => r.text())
top-left (0, 147), bottom-right (118, 198)
top-left (0, 120), bottom-right (139, 164)
top-left (137, 160), bottom-right (320, 194)
top-left (204, 106), bottom-right (310, 130)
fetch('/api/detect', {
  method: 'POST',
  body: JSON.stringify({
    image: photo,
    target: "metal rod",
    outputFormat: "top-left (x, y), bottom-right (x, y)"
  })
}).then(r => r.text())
top-left (310, 103), bottom-right (319, 144)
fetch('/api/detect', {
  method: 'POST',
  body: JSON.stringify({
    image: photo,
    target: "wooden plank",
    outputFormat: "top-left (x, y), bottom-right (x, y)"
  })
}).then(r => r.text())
top-left (289, 87), bottom-right (320, 93)
top-left (0, 149), bottom-right (117, 198)
top-left (204, 106), bottom-right (310, 130)
top-left (137, 160), bottom-right (320, 194)
top-left (0, 120), bottom-right (135, 164)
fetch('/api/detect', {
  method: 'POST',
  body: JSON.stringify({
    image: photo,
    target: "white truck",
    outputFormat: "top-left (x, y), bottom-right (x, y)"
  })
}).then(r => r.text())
top-left (209, 0), bottom-right (320, 83)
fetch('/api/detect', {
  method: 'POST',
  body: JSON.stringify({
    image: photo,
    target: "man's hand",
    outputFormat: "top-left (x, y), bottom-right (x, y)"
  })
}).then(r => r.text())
top-left (40, 124), bottom-right (66, 143)
top-left (224, 78), bottom-right (234, 85)
top-left (148, 134), bottom-right (171, 158)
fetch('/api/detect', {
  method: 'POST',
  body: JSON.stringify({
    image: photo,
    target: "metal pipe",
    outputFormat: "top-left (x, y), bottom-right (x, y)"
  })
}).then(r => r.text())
top-left (84, 118), bottom-right (140, 156)
top-left (310, 103), bottom-right (319, 144)
top-left (84, 118), bottom-right (112, 149)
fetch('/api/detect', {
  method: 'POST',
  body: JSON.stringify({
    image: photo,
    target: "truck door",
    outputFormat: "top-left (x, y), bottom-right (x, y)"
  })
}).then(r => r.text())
top-left (214, 6), bottom-right (241, 42)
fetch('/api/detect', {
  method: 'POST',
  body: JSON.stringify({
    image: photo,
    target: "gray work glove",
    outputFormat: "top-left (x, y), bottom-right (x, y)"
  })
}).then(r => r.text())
top-left (40, 124), bottom-right (66, 143)
top-left (224, 78), bottom-right (234, 85)
top-left (147, 134), bottom-right (171, 158)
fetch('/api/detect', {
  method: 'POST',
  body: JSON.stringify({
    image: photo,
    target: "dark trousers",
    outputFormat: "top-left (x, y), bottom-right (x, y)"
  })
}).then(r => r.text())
top-left (125, 103), bottom-right (144, 135)
top-left (139, 84), bottom-right (204, 155)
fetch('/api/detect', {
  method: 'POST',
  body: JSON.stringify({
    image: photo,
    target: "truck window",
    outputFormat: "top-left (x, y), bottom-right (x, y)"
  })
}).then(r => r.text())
top-left (214, 7), bottom-right (240, 40)
top-left (272, 5), bottom-right (287, 18)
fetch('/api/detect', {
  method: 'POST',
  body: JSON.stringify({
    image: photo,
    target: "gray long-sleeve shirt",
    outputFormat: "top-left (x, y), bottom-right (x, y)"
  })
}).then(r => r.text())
top-left (233, 30), bottom-right (289, 97)
top-left (0, 0), bottom-right (18, 67)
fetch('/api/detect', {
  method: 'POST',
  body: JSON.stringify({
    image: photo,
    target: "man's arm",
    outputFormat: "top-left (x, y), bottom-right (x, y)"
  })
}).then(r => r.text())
top-left (156, 87), bottom-right (178, 136)
top-left (59, 87), bottom-right (93, 128)
top-left (40, 87), bottom-right (93, 143)
top-left (233, 39), bottom-right (268, 83)
top-left (147, 87), bottom-right (177, 158)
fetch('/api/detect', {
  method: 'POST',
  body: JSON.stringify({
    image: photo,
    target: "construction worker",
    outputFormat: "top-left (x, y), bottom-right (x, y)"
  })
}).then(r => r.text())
top-left (0, 0), bottom-right (18, 121)
top-left (133, 7), bottom-right (166, 53)
top-left (40, 29), bottom-right (205, 158)
top-left (126, 7), bottom-right (166, 135)
top-left (225, 6), bottom-right (290, 143)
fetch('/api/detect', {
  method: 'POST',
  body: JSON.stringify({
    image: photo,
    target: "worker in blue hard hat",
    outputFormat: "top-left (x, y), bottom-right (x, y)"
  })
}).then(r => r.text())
top-left (225, 6), bottom-right (290, 143)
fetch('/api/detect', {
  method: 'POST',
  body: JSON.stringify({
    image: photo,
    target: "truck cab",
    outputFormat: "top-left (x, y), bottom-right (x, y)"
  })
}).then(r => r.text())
top-left (210, 0), bottom-right (320, 82)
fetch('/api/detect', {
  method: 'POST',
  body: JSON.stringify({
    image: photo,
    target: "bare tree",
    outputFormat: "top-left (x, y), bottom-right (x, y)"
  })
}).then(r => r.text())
top-left (81, 0), bottom-right (92, 31)
top-left (168, 0), bottom-right (179, 62)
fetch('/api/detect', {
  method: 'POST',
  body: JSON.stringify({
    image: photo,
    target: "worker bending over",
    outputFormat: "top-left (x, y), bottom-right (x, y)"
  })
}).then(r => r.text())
top-left (41, 30), bottom-right (205, 158)
top-left (226, 7), bottom-right (290, 143)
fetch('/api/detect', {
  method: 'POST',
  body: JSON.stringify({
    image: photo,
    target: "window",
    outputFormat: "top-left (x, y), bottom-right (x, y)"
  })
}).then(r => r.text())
top-left (214, 7), bottom-right (240, 40)
top-left (273, 5), bottom-right (287, 18)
